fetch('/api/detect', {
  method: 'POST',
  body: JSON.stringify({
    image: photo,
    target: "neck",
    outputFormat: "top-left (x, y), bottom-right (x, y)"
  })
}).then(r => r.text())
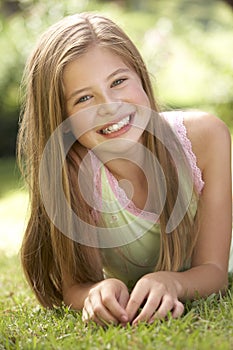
top-left (97, 139), bottom-right (146, 179)
top-left (105, 158), bottom-right (145, 183)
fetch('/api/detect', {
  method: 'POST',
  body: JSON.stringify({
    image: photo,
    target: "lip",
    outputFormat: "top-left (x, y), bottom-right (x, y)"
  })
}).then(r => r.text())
top-left (97, 113), bottom-right (135, 136)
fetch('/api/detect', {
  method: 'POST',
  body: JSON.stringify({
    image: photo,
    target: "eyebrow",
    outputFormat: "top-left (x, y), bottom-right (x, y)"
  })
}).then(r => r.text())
top-left (67, 67), bottom-right (131, 101)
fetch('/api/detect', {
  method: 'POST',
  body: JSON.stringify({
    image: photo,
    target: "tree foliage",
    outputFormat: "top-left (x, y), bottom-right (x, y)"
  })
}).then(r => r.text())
top-left (0, 0), bottom-right (232, 156)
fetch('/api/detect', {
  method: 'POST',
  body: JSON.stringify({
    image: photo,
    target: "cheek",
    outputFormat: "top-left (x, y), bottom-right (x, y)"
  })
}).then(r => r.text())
top-left (69, 110), bottom-right (96, 139)
top-left (131, 85), bottom-right (150, 107)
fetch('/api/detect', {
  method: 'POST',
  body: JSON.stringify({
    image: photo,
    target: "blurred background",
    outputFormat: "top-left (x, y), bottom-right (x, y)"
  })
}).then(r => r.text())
top-left (0, 0), bottom-right (233, 255)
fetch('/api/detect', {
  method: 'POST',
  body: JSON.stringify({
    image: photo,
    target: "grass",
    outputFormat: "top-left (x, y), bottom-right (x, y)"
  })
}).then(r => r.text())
top-left (0, 258), bottom-right (233, 350)
top-left (0, 158), bottom-right (233, 349)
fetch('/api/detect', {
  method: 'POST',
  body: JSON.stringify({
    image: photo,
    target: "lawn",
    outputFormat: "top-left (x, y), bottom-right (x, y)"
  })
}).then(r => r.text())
top-left (0, 158), bottom-right (233, 350)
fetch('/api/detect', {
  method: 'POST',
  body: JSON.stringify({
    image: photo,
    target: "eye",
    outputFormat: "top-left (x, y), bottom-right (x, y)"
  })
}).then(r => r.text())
top-left (111, 78), bottom-right (126, 87)
top-left (75, 95), bottom-right (92, 104)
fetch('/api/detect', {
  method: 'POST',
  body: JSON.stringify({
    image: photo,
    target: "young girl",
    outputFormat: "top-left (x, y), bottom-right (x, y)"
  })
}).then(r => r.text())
top-left (17, 12), bottom-right (232, 326)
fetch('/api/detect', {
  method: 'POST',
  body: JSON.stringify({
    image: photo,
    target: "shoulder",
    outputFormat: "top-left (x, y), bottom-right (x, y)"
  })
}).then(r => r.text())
top-left (182, 110), bottom-right (230, 140)
top-left (182, 110), bottom-right (231, 171)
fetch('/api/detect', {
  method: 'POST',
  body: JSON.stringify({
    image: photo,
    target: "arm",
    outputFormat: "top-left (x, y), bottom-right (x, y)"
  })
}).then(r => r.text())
top-left (180, 112), bottom-right (232, 295)
top-left (171, 112), bottom-right (232, 298)
top-left (126, 112), bottom-right (232, 324)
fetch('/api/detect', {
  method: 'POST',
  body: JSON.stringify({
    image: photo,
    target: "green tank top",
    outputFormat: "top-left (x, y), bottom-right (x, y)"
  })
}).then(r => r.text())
top-left (99, 165), bottom-right (162, 290)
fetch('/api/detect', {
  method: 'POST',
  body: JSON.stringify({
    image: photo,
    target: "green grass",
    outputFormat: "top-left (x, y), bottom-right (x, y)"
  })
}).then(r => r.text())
top-left (0, 158), bottom-right (233, 349)
top-left (0, 254), bottom-right (233, 350)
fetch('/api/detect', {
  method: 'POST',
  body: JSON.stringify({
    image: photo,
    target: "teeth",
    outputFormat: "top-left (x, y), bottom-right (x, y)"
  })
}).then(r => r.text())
top-left (101, 116), bottom-right (130, 134)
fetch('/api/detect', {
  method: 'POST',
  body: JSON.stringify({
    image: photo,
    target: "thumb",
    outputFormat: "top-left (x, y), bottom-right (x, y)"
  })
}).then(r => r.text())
top-left (118, 287), bottom-right (130, 310)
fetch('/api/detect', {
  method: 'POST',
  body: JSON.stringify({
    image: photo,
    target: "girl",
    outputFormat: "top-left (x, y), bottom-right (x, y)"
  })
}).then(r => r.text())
top-left (17, 12), bottom-right (232, 326)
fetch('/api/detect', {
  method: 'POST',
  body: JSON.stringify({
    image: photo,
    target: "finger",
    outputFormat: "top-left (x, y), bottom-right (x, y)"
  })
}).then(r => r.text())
top-left (171, 300), bottom-right (184, 318)
top-left (101, 290), bottom-right (129, 323)
top-left (82, 308), bottom-right (88, 323)
top-left (83, 299), bottom-right (107, 326)
top-left (118, 288), bottom-right (129, 310)
top-left (148, 298), bottom-right (184, 324)
top-left (131, 294), bottom-right (162, 325)
top-left (153, 294), bottom-right (175, 319)
top-left (87, 295), bottom-right (119, 325)
top-left (125, 288), bottom-right (147, 323)
top-left (118, 290), bottom-right (130, 325)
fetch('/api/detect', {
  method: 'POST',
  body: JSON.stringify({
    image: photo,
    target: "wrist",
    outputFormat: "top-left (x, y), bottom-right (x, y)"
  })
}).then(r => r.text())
top-left (63, 282), bottom-right (97, 310)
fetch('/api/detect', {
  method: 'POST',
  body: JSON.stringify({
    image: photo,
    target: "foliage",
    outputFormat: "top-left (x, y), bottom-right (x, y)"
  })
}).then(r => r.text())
top-left (0, 0), bottom-right (233, 156)
top-left (0, 158), bottom-right (22, 197)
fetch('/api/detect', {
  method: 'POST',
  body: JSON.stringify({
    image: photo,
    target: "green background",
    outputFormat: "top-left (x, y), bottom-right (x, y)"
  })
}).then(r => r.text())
top-left (0, 0), bottom-right (233, 156)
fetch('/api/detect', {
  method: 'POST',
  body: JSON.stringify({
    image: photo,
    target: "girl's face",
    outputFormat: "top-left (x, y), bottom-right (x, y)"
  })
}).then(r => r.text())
top-left (63, 46), bottom-right (150, 153)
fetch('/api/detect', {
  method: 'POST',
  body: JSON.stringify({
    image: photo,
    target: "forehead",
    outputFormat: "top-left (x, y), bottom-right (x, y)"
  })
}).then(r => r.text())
top-left (63, 46), bottom-right (131, 78)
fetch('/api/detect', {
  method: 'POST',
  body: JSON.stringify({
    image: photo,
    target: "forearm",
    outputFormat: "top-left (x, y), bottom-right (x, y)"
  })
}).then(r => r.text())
top-left (170, 263), bottom-right (228, 301)
top-left (63, 282), bottom-right (98, 310)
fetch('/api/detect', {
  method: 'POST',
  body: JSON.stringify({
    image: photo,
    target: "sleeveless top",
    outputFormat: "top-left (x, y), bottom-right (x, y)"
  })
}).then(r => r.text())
top-left (88, 112), bottom-right (226, 288)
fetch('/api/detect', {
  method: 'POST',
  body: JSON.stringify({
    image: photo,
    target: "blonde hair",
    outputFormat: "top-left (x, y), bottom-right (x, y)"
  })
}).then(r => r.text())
top-left (17, 12), bottom-right (198, 307)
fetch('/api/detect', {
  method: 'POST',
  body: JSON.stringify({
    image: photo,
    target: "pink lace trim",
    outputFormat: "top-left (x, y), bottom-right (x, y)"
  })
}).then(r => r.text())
top-left (163, 112), bottom-right (204, 194)
top-left (105, 166), bottom-right (158, 222)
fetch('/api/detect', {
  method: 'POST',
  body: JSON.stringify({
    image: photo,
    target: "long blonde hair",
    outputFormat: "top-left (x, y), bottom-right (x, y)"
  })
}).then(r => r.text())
top-left (17, 12), bottom-right (198, 307)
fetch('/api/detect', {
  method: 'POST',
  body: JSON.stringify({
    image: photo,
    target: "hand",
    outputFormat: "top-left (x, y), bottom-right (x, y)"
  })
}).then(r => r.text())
top-left (125, 272), bottom-right (184, 325)
top-left (82, 278), bottom-right (129, 326)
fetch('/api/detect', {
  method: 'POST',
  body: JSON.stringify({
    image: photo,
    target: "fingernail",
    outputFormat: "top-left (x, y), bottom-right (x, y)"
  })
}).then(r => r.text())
top-left (121, 315), bottom-right (128, 322)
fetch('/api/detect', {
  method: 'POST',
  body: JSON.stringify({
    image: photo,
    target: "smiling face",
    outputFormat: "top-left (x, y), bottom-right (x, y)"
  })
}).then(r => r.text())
top-left (63, 45), bottom-right (151, 154)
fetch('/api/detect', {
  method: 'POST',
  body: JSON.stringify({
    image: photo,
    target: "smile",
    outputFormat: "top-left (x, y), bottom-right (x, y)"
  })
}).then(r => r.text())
top-left (99, 115), bottom-right (131, 135)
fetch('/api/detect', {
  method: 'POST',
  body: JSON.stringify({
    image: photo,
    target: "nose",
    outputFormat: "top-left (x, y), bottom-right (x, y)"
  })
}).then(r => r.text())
top-left (97, 101), bottom-right (122, 117)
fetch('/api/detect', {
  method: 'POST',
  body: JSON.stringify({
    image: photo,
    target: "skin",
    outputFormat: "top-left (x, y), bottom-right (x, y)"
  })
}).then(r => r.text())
top-left (62, 46), bottom-right (232, 326)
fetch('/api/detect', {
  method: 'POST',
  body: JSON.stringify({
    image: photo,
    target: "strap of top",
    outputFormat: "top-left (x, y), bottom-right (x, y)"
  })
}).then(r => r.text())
top-left (162, 111), bottom-right (205, 194)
